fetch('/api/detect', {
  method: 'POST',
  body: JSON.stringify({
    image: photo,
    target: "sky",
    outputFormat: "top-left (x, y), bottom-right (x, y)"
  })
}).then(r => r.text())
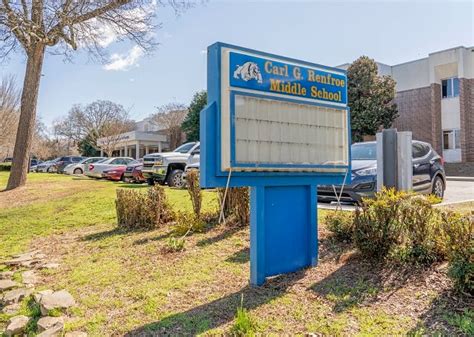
top-left (1, 0), bottom-right (473, 128)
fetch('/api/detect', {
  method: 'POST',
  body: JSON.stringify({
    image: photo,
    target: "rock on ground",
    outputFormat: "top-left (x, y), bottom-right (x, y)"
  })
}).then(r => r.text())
top-left (0, 279), bottom-right (19, 291)
top-left (39, 290), bottom-right (76, 315)
top-left (5, 315), bottom-right (30, 336)
top-left (37, 316), bottom-right (65, 332)
top-left (40, 263), bottom-right (60, 270)
top-left (36, 322), bottom-right (64, 337)
top-left (21, 270), bottom-right (40, 285)
top-left (0, 271), bottom-right (14, 279)
top-left (1, 303), bottom-right (20, 315)
top-left (34, 289), bottom-right (54, 304)
top-left (65, 332), bottom-right (88, 337)
top-left (1, 288), bottom-right (34, 305)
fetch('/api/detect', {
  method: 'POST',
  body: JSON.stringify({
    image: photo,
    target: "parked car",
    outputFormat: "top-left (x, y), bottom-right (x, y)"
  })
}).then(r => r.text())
top-left (3, 157), bottom-right (13, 163)
top-left (317, 140), bottom-right (446, 203)
top-left (52, 156), bottom-right (84, 174)
top-left (64, 157), bottom-right (106, 175)
top-left (29, 159), bottom-right (43, 172)
top-left (123, 160), bottom-right (146, 183)
top-left (142, 142), bottom-right (200, 188)
top-left (85, 157), bottom-right (134, 179)
top-left (183, 147), bottom-right (200, 182)
top-left (36, 158), bottom-right (60, 173)
top-left (102, 166), bottom-right (127, 181)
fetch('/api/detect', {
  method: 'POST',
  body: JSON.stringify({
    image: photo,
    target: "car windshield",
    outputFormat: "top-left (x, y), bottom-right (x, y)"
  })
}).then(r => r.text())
top-left (96, 158), bottom-right (109, 164)
top-left (351, 143), bottom-right (377, 160)
top-left (174, 142), bottom-right (195, 153)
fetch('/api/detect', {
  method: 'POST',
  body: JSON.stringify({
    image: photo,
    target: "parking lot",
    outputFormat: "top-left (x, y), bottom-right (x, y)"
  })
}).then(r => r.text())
top-left (318, 179), bottom-right (474, 210)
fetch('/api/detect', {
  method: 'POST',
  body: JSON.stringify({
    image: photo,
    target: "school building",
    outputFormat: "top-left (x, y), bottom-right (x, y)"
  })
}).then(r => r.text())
top-left (341, 46), bottom-right (474, 164)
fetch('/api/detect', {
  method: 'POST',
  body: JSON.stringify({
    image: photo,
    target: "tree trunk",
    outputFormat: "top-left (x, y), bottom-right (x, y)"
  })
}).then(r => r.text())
top-left (6, 44), bottom-right (46, 190)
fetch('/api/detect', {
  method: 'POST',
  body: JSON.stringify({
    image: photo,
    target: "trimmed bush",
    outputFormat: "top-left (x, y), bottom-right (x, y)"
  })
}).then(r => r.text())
top-left (440, 211), bottom-right (474, 295)
top-left (218, 187), bottom-right (250, 227)
top-left (115, 186), bottom-right (174, 229)
top-left (354, 188), bottom-right (408, 259)
top-left (397, 196), bottom-right (444, 264)
top-left (324, 211), bottom-right (354, 242)
top-left (0, 163), bottom-right (11, 171)
top-left (186, 169), bottom-right (202, 218)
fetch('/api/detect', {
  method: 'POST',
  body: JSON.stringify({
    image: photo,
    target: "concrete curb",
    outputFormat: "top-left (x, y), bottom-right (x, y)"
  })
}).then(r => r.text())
top-left (446, 176), bottom-right (474, 182)
top-left (435, 199), bottom-right (474, 208)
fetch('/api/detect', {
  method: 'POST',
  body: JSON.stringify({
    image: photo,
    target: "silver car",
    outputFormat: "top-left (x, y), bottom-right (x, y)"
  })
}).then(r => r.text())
top-left (85, 157), bottom-right (134, 178)
top-left (36, 159), bottom-right (59, 173)
top-left (64, 157), bottom-right (106, 175)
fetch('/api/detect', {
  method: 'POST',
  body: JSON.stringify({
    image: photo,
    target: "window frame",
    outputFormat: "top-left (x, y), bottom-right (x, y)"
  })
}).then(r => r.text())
top-left (441, 77), bottom-right (460, 99)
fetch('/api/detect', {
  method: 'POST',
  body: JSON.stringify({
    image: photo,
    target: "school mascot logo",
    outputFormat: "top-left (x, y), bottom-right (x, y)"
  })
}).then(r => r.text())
top-left (233, 62), bottom-right (263, 84)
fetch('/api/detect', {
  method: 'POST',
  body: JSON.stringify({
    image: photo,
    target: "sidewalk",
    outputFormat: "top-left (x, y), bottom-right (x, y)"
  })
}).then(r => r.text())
top-left (446, 176), bottom-right (474, 182)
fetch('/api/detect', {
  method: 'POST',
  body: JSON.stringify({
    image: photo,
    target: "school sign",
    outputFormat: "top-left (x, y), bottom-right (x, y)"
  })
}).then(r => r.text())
top-left (201, 43), bottom-right (351, 285)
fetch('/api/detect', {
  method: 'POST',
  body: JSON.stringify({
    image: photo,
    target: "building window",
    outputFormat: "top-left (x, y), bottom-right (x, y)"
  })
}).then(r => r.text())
top-left (443, 129), bottom-right (461, 150)
top-left (441, 77), bottom-right (460, 98)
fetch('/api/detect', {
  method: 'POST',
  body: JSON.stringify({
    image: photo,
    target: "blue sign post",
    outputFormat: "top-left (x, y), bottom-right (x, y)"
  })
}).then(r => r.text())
top-left (201, 42), bottom-right (351, 286)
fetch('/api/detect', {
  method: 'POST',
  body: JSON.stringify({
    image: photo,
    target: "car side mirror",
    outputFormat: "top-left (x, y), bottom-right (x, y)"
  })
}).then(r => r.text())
top-left (192, 150), bottom-right (200, 155)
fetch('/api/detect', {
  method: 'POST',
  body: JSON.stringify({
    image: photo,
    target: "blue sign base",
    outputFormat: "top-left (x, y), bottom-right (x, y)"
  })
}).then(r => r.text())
top-left (250, 185), bottom-right (318, 286)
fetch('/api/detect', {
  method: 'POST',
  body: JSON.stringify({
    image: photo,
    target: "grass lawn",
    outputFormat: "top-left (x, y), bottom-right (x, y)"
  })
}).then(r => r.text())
top-left (0, 172), bottom-right (471, 336)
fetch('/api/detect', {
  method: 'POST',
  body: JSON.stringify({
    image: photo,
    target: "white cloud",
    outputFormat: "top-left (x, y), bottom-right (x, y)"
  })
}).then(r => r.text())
top-left (103, 46), bottom-right (144, 71)
top-left (163, 32), bottom-right (173, 39)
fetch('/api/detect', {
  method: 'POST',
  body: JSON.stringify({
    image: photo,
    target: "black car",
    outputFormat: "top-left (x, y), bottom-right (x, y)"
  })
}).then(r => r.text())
top-left (318, 141), bottom-right (446, 203)
top-left (54, 156), bottom-right (84, 173)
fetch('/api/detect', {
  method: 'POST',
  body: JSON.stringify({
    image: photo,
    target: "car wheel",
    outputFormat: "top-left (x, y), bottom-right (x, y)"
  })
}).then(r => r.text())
top-left (46, 167), bottom-right (52, 173)
top-left (432, 176), bottom-right (444, 199)
top-left (120, 174), bottom-right (126, 182)
top-left (168, 169), bottom-right (185, 188)
top-left (73, 168), bottom-right (83, 175)
top-left (147, 178), bottom-right (155, 186)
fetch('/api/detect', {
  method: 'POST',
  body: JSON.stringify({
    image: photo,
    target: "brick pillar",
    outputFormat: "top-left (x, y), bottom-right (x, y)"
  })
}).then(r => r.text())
top-left (459, 78), bottom-right (474, 162)
top-left (430, 83), bottom-right (442, 155)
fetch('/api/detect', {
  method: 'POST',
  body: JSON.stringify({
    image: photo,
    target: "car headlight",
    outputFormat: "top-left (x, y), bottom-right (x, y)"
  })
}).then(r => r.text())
top-left (356, 167), bottom-right (377, 176)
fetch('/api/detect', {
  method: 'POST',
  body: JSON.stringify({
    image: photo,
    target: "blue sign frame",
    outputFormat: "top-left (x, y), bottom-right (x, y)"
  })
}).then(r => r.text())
top-left (200, 42), bottom-right (351, 286)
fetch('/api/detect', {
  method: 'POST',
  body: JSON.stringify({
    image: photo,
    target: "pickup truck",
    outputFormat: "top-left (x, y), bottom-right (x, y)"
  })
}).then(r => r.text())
top-left (142, 142), bottom-right (200, 187)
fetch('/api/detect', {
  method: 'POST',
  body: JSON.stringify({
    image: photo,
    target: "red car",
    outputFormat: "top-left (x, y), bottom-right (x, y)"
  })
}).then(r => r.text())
top-left (102, 166), bottom-right (127, 181)
top-left (123, 160), bottom-right (146, 183)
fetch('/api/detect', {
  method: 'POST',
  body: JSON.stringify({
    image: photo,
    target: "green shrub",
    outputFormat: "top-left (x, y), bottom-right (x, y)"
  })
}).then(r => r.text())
top-left (172, 211), bottom-right (205, 237)
top-left (186, 169), bottom-right (202, 218)
top-left (354, 188), bottom-right (408, 259)
top-left (231, 295), bottom-right (258, 336)
top-left (324, 211), bottom-right (354, 242)
top-left (397, 196), bottom-right (444, 264)
top-left (440, 211), bottom-right (474, 295)
top-left (0, 163), bottom-right (11, 171)
top-left (115, 186), bottom-right (174, 230)
top-left (162, 236), bottom-right (186, 253)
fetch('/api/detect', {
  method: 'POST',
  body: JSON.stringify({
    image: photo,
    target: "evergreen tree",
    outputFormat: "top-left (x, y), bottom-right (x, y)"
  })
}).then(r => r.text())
top-left (182, 91), bottom-right (207, 141)
top-left (347, 56), bottom-right (398, 142)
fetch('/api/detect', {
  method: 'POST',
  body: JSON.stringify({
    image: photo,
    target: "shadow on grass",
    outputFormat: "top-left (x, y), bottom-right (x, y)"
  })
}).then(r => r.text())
top-left (225, 247), bottom-right (250, 264)
top-left (309, 254), bottom-right (422, 313)
top-left (124, 270), bottom-right (306, 336)
top-left (81, 227), bottom-right (126, 241)
top-left (407, 289), bottom-right (473, 335)
top-left (196, 226), bottom-right (243, 247)
top-left (133, 232), bottom-right (172, 245)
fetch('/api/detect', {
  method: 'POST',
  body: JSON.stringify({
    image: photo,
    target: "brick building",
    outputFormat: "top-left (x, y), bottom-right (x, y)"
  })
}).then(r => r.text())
top-left (341, 46), bottom-right (474, 163)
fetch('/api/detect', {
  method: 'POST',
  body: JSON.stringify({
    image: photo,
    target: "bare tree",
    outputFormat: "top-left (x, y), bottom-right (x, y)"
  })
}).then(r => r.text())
top-left (55, 99), bottom-right (134, 155)
top-left (97, 118), bottom-right (135, 156)
top-left (0, 75), bottom-right (20, 158)
top-left (151, 102), bottom-right (187, 149)
top-left (0, 0), bottom-right (193, 190)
